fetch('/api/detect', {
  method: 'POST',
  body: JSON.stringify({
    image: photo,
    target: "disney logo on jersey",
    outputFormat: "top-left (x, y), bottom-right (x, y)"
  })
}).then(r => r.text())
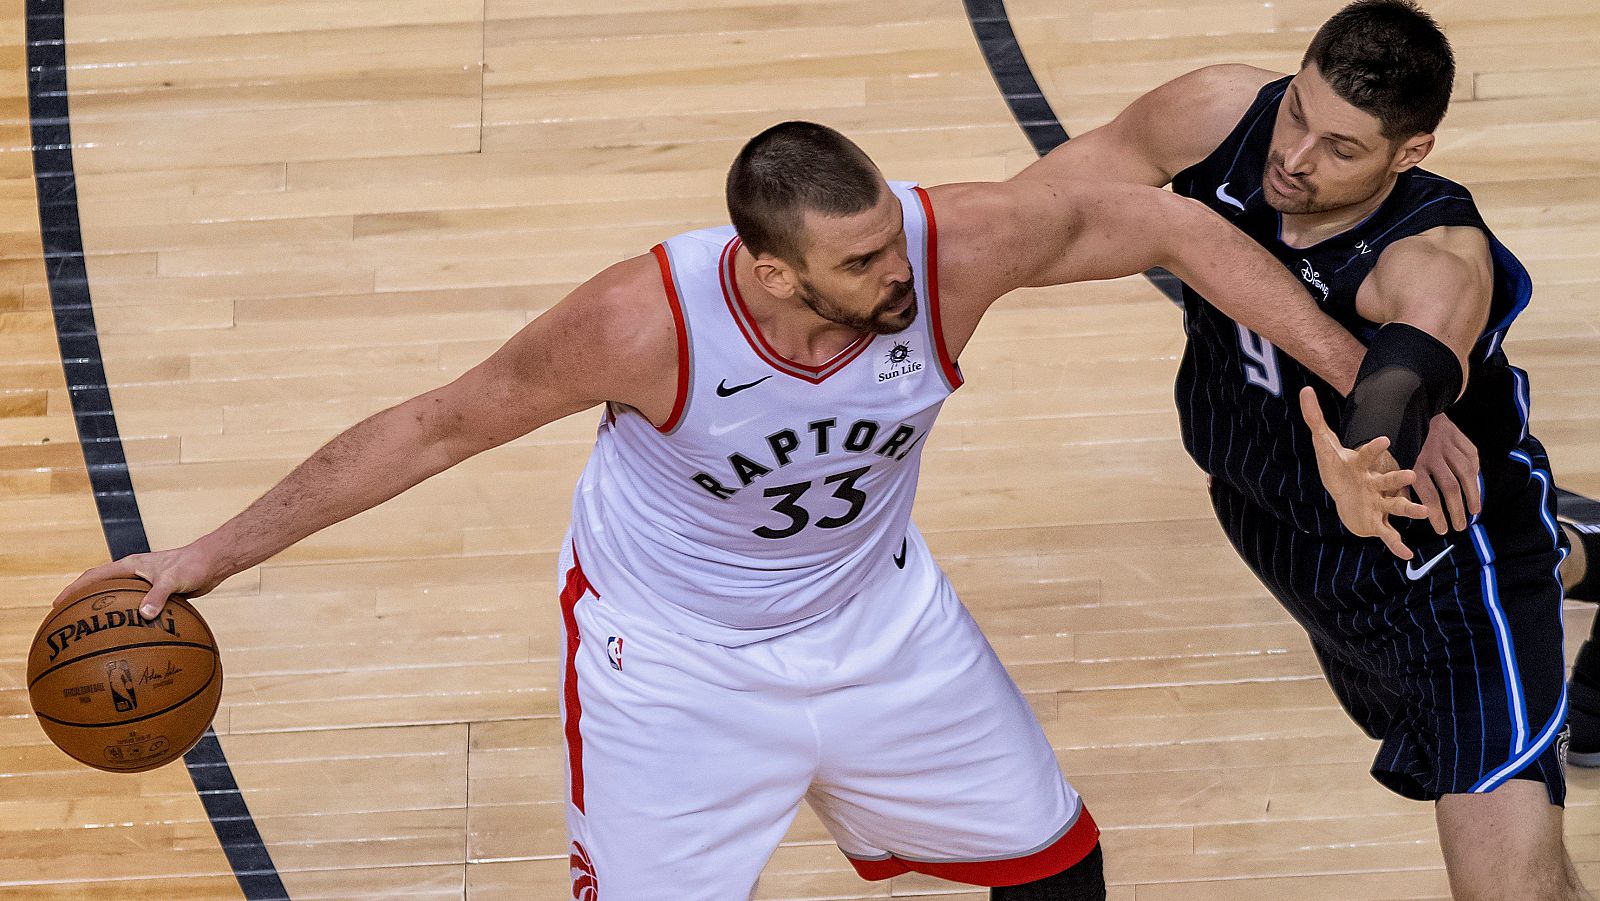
top-left (690, 416), bottom-right (927, 501)
top-left (1299, 259), bottom-right (1330, 301)
top-left (876, 340), bottom-right (923, 383)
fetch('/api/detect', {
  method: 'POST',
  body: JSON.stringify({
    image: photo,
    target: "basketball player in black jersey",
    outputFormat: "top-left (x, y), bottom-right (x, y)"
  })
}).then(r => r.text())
top-left (1019, 2), bottom-right (1594, 898)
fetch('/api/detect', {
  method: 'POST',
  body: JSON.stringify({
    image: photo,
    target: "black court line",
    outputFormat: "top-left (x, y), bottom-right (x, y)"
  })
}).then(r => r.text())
top-left (961, 0), bottom-right (1184, 303)
top-left (25, 3), bottom-right (290, 898)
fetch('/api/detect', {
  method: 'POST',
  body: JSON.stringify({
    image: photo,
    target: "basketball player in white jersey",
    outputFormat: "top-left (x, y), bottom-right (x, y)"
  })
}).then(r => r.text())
top-left (55, 122), bottom-right (1416, 899)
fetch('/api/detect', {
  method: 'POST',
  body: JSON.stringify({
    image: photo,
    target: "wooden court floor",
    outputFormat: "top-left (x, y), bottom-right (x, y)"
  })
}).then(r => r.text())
top-left (1, 0), bottom-right (1596, 898)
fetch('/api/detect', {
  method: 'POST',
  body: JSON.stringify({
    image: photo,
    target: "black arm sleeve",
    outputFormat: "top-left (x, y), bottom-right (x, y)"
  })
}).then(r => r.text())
top-left (1339, 322), bottom-right (1463, 468)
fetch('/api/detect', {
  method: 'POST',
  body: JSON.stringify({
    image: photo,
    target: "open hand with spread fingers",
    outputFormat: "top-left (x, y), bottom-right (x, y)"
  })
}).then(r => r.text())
top-left (1298, 387), bottom-right (1430, 559)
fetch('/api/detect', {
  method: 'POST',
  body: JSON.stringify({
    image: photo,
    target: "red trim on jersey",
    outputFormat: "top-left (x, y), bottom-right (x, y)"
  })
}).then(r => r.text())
top-left (650, 243), bottom-right (691, 433)
top-left (559, 549), bottom-right (597, 814)
top-left (718, 236), bottom-right (872, 384)
top-left (844, 808), bottom-right (1099, 887)
top-left (911, 185), bottom-right (963, 390)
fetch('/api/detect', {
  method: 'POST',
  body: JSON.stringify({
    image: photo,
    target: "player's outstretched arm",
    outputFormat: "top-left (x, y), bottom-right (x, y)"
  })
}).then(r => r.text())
top-left (53, 255), bottom-right (677, 617)
top-left (933, 178), bottom-right (1365, 393)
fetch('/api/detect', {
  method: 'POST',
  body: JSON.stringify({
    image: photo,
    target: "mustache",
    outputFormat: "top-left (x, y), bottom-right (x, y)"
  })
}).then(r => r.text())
top-left (1268, 153), bottom-right (1306, 191)
top-left (878, 280), bottom-right (913, 312)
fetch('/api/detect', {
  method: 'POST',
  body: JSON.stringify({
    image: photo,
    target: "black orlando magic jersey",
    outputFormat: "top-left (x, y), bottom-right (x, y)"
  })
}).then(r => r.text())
top-left (1171, 76), bottom-right (1536, 537)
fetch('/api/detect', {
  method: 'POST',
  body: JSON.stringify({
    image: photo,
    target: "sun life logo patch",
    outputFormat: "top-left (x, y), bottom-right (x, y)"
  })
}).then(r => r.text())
top-left (877, 340), bottom-right (922, 384)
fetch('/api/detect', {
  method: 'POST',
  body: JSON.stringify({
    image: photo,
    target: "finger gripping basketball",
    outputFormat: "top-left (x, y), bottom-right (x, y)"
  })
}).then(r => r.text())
top-left (27, 578), bottom-right (222, 773)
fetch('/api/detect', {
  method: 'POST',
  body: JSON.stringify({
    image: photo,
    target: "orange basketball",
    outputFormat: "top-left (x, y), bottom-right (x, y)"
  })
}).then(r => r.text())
top-left (27, 578), bottom-right (222, 773)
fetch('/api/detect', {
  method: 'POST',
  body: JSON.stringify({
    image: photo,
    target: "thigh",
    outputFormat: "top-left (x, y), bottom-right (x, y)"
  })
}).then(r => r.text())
top-left (1436, 781), bottom-right (1579, 901)
top-left (803, 553), bottom-right (1095, 887)
top-left (557, 549), bottom-right (812, 900)
top-left (1210, 476), bottom-right (1568, 803)
top-left (1420, 447), bottom-right (1569, 801)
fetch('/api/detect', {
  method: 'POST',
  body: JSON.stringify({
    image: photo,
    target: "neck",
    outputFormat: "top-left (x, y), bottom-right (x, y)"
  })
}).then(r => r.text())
top-left (1278, 175), bottom-right (1400, 249)
top-left (733, 247), bottom-right (865, 365)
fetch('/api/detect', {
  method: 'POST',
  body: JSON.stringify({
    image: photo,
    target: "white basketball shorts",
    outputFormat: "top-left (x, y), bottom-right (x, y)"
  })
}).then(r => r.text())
top-left (556, 530), bottom-right (1096, 899)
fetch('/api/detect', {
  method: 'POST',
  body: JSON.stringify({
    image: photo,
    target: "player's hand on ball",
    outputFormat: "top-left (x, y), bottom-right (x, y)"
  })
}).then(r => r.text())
top-left (52, 545), bottom-right (225, 619)
top-left (1299, 387), bottom-right (1429, 559)
top-left (1409, 413), bottom-right (1481, 535)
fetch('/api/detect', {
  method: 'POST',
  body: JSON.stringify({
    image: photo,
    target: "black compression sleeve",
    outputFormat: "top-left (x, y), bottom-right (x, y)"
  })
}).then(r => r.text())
top-left (1339, 322), bottom-right (1463, 468)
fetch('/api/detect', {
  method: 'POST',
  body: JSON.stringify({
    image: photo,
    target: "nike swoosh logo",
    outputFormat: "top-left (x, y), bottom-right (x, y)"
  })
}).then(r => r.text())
top-left (1216, 182), bottom-right (1246, 211)
top-left (1405, 545), bottom-right (1454, 581)
top-left (716, 375), bottom-right (772, 397)
top-left (892, 537), bottom-right (908, 570)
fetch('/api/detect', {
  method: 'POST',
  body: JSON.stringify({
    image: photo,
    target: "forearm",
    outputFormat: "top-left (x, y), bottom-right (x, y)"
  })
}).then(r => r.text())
top-left (193, 397), bottom-right (461, 578)
top-left (1167, 218), bottom-right (1363, 394)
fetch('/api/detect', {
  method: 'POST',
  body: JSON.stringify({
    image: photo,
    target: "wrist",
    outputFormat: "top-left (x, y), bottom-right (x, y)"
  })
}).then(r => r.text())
top-left (188, 530), bottom-right (246, 583)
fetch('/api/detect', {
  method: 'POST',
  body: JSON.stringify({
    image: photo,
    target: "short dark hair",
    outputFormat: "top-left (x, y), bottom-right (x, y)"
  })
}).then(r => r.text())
top-left (726, 121), bottom-right (883, 265)
top-left (1302, 0), bottom-right (1454, 139)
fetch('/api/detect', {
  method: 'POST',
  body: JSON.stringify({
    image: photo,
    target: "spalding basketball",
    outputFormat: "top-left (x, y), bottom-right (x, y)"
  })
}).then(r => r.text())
top-left (27, 578), bottom-right (222, 773)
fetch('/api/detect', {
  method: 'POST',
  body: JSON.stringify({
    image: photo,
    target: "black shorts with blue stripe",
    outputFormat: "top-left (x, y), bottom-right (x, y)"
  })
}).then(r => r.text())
top-left (1209, 437), bottom-right (1571, 804)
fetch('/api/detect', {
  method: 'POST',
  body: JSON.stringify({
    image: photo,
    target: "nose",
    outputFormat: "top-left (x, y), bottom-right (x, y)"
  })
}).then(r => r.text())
top-left (886, 251), bottom-right (912, 285)
top-left (1282, 136), bottom-right (1316, 176)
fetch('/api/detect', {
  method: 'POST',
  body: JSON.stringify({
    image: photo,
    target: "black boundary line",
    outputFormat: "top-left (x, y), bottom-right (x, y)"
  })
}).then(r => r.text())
top-left (961, 0), bottom-right (1185, 303)
top-left (24, 2), bottom-right (290, 898)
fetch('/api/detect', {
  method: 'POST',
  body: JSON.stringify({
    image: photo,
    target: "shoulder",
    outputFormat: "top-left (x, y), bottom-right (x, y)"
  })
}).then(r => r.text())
top-left (919, 180), bottom-right (1071, 278)
top-left (1123, 65), bottom-right (1284, 154)
top-left (1373, 226), bottom-right (1491, 288)
top-left (1167, 64), bottom-right (1284, 105)
top-left (567, 252), bottom-right (678, 367)
top-left (499, 252), bottom-right (679, 402)
top-left (1362, 226), bottom-right (1493, 328)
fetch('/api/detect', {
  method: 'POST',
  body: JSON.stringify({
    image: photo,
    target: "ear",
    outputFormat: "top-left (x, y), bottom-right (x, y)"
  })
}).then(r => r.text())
top-left (752, 255), bottom-right (800, 299)
top-left (1391, 132), bottom-right (1434, 174)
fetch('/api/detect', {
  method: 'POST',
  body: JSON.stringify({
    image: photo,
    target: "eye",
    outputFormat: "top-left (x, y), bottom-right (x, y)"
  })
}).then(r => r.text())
top-left (1331, 145), bottom-right (1354, 160)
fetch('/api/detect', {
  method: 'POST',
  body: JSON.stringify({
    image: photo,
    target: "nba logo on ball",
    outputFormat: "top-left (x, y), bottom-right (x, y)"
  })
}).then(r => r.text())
top-left (606, 636), bottom-right (624, 672)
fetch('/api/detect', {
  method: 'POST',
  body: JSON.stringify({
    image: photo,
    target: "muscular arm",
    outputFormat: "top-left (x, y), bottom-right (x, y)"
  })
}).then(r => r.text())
top-left (1356, 226), bottom-right (1493, 377)
top-left (1299, 228), bottom-right (1493, 550)
top-left (1013, 64), bottom-right (1280, 189)
top-left (931, 178), bottom-right (1365, 393)
top-left (56, 254), bottom-right (679, 613)
top-left (982, 65), bottom-right (1367, 390)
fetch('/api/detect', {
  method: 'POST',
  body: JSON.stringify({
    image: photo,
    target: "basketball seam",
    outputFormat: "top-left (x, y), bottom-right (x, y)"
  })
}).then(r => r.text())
top-left (28, 640), bottom-right (219, 687)
top-left (34, 669), bottom-right (223, 730)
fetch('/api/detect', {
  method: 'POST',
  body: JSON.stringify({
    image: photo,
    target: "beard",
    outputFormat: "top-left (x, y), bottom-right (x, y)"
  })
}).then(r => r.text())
top-left (1262, 151), bottom-right (1390, 216)
top-left (797, 277), bottom-right (917, 335)
top-left (1262, 152), bottom-right (1327, 214)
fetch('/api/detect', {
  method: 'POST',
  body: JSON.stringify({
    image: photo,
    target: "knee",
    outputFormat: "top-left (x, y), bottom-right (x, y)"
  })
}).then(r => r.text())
top-left (990, 843), bottom-right (1105, 901)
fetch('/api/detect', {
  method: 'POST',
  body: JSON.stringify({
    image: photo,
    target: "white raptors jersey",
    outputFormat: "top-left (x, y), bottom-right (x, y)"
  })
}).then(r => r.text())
top-left (568, 181), bottom-right (962, 646)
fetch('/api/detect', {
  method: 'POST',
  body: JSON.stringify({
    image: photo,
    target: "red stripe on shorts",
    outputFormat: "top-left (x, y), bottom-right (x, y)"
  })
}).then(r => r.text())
top-left (845, 806), bottom-right (1099, 886)
top-left (560, 549), bottom-right (596, 814)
